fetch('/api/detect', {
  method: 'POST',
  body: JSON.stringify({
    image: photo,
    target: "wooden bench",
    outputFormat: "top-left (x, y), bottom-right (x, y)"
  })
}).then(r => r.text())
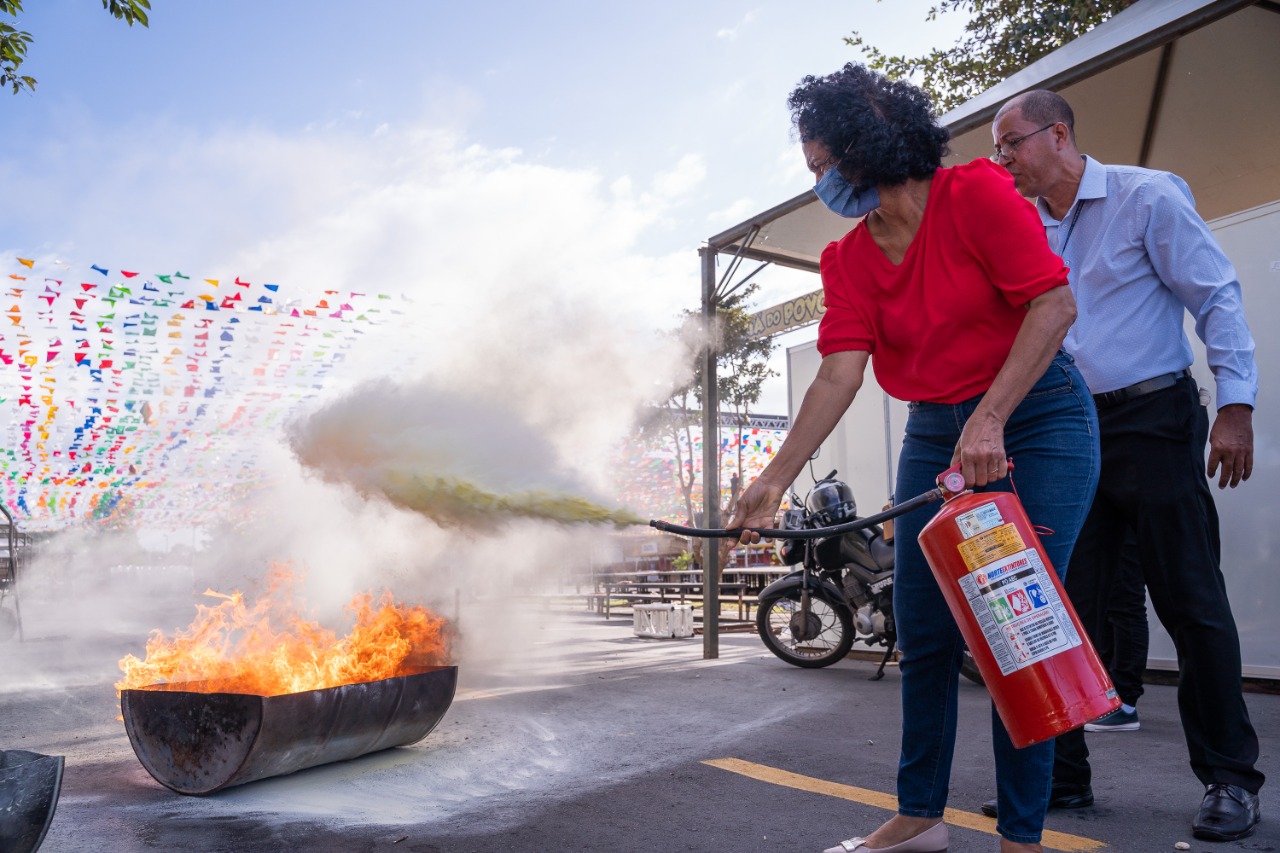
top-left (588, 579), bottom-right (751, 622)
top-left (580, 561), bottom-right (795, 627)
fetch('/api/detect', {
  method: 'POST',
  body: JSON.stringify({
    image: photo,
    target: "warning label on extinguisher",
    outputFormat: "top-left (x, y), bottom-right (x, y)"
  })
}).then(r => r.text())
top-left (958, 548), bottom-right (1083, 676)
top-left (957, 522), bottom-right (1026, 571)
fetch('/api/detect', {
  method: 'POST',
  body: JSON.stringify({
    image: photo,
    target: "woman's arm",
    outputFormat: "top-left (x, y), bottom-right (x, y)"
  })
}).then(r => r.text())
top-left (726, 349), bottom-right (869, 543)
top-left (954, 284), bottom-right (1077, 486)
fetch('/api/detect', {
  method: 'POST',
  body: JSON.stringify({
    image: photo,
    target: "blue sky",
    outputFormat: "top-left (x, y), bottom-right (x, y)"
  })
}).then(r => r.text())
top-left (2, 1), bottom-right (967, 415)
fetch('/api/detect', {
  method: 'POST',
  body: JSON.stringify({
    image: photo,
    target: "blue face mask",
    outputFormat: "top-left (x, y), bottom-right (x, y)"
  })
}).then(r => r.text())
top-left (814, 166), bottom-right (880, 218)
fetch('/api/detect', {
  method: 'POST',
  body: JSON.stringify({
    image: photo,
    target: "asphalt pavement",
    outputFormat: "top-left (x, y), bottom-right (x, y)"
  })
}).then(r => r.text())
top-left (2, 601), bottom-right (1277, 853)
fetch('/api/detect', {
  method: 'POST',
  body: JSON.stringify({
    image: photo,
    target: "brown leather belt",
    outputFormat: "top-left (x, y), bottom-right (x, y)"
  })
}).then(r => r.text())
top-left (1092, 368), bottom-right (1192, 409)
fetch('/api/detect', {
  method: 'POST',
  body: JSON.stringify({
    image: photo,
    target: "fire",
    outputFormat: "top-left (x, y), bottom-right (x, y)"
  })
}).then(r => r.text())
top-left (115, 563), bottom-right (451, 696)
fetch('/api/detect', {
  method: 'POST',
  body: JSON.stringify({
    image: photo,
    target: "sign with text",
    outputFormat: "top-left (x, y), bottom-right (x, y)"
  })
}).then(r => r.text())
top-left (746, 289), bottom-right (825, 340)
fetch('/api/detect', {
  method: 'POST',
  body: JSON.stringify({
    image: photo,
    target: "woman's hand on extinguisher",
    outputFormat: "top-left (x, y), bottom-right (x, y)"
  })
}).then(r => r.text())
top-left (952, 408), bottom-right (1009, 488)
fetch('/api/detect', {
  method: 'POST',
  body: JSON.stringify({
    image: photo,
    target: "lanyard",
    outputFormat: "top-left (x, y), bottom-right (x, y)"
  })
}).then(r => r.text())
top-left (1057, 199), bottom-right (1088, 257)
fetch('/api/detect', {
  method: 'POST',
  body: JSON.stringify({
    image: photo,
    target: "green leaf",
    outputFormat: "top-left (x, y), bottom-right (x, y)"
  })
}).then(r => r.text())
top-left (6, 0), bottom-right (150, 96)
top-left (846, 0), bottom-right (1140, 112)
top-left (102, 0), bottom-right (151, 27)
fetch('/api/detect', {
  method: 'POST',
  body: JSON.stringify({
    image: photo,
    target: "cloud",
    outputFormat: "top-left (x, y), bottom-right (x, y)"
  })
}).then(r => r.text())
top-left (708, 196), bottom-right (757, 227)
top-left (1, 117), bottom-right (698, 328)
top-left (775, 142), bottom-right (811, 188)
top-left (650, 153), bottom-right (706, 200)
top-left (716, 10), bottom-right (760, 40)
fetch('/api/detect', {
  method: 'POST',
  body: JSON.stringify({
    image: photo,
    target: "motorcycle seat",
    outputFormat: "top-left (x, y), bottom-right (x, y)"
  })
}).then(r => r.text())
top-left (867, 531), bottom-right (894, 572)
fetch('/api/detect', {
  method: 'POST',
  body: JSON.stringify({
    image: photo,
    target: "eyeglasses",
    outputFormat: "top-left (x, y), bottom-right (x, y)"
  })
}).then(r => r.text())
top-left (991, 123), bottom-right (1056, 162)
top-left (807, 138), bottom-right (857, 180)
top-left (807, 154), bottom-right (838, 178)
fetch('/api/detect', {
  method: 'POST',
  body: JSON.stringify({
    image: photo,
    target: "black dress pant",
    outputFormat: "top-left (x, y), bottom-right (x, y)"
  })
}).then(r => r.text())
top-left (1053, 377), bottom-right (1264, 794)
top-left (1095, 530), bottom-right (1148, 707)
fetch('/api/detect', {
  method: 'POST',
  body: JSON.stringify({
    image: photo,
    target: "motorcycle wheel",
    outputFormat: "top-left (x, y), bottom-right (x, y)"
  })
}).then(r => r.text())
top-left (960, 650), bottom-right (985, 686)
top-left (756, 587), bottom-right (854, 669)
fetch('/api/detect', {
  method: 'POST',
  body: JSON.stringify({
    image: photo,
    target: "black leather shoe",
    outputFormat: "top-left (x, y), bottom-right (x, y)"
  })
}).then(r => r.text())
top-left (980, 783), bottom-right (1094, 818)
top-left (1193, 783), bottom-right (1260, 841)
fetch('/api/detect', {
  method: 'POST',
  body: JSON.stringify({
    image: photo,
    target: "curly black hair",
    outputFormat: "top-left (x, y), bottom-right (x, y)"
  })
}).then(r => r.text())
top-left (788, 64), bottom-right (950, 187)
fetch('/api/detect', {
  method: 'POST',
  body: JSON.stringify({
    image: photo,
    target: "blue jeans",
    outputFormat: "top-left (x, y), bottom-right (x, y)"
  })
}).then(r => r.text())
top-left (891, 351), bottom-right (1100, 844)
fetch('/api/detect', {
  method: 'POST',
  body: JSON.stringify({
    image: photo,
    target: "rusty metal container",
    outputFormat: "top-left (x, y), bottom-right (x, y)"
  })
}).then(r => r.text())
top-left (120, 665), bottom-right (457, 795)
top-left (0, 749), bottom-right (64, 853)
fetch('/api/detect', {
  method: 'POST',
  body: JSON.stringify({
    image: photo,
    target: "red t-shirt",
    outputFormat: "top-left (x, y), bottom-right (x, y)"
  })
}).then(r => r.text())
top-left (816, 158), bottom-right (1069, 403)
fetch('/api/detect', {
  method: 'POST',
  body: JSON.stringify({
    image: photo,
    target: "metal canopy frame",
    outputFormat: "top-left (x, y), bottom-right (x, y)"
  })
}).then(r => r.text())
top-left (695, 0), bottom-right (1280, 657)
top-left (704, 0), bottom-right (1266, 274)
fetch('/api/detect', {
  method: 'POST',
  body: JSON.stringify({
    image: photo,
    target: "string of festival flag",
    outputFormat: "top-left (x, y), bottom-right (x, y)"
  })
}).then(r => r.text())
top-left (610, 426), bottom-right (788, 522)
top-left (0, 255), bottom-right (409, 531)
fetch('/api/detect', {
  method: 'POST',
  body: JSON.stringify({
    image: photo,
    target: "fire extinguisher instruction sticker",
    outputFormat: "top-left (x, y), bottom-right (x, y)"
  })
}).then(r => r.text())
top-left (958, 547), bottom-right (1083, 676)
top-left (954, 502), bottom-right (1004, 538)
top-left (956, 522), bottom-right (1026, 572)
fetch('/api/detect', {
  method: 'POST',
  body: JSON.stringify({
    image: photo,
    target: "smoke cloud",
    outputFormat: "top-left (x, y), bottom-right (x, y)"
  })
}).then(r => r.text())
top-left (286, 379), bottom-right (644, 528)
top-left (0, 115), bottom-right (697, 689)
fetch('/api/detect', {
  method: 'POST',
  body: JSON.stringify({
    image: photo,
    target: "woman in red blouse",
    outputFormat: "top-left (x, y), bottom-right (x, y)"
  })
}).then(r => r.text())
top-left (728, 65), bottom-right (1100, 853)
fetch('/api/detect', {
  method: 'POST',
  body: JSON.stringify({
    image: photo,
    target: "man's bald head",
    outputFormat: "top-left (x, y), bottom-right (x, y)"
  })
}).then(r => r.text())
top-left (992, 89), bottom-right (1085, 216)
top-left (996, 90), bottom-right (1077, 143)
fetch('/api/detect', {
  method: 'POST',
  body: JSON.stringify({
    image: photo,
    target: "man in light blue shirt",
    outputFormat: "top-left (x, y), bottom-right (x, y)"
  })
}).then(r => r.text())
top-left (984, 89), bottom-right (1263, 843)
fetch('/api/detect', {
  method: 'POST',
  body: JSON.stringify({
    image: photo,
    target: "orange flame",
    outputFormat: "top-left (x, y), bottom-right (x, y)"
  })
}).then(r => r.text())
top-left (115, 563), bottom-right (451, 696)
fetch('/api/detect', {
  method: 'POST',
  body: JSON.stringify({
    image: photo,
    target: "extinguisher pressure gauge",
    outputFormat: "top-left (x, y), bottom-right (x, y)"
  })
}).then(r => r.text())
top-left (940, 469), bottom-right (967, 496)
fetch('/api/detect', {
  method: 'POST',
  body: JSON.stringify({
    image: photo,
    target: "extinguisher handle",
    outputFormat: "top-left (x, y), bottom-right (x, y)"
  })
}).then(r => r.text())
top-left (938, 458), bottom-right (1015, 494)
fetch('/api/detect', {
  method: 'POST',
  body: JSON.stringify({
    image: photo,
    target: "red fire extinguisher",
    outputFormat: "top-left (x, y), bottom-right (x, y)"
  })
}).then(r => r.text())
top-left (918, 464), bottom-right (1119, 748)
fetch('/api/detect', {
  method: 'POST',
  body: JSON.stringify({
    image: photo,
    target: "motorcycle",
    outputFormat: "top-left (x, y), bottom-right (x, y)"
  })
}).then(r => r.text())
top-left (754, 470), bottom-right (983, 684)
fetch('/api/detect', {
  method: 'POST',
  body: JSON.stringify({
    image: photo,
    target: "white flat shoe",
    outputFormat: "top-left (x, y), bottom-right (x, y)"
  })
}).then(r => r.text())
top-left (822, 820), bottom-right (949, 853)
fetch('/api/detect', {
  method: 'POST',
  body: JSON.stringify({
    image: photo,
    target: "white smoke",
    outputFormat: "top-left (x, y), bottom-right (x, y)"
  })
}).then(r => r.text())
top-left (0, 114), bottom-right (697, 685)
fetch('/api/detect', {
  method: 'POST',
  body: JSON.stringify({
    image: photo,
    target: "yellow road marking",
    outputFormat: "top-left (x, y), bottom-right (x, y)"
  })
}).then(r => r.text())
top-left (703, 757), bottom-right (1108, 852)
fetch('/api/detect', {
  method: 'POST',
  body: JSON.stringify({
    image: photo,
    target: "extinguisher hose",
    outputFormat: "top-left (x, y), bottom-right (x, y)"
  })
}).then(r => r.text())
top-left (649, 486), bottom-right (943, 540)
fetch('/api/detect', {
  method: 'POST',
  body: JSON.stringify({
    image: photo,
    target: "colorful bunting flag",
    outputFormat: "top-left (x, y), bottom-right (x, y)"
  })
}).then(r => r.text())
top-left (0, 255), bottom-right (413, 531)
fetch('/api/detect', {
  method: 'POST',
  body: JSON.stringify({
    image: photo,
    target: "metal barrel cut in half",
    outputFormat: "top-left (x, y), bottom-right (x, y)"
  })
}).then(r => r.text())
top-left (0, 748), bottom-right (64, 853)
top-left (120, 665), bottom-right (458, 795)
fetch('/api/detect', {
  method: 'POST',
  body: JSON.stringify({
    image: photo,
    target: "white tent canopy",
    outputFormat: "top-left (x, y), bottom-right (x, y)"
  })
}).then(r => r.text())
top-left (706, 0), bottom-right (1280, 268)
